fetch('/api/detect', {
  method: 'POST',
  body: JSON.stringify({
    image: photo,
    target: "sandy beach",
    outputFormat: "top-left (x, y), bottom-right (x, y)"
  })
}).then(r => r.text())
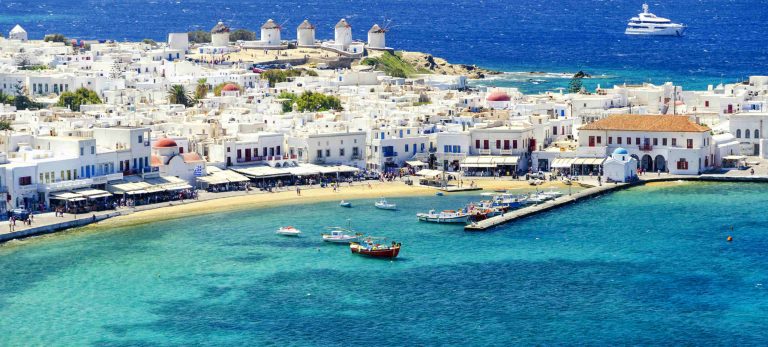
top-left (98, 179), bottom-right (574, 229)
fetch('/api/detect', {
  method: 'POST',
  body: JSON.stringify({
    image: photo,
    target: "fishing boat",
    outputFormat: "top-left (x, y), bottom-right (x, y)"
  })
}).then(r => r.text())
top-left (374, 198), bottom-right (397, 210)
top-left (417, 209), bottom-right (470, 223)
top-left (321, 228), bottom-right (361, 243)
top-left (276, 226), bottom-right (302, 236)
top-left (525, 193), bottom-right (551, 204)
top-left (350, 238), bottom-right (401, 259)
top-left (339, 200), bottom-right (352, 208)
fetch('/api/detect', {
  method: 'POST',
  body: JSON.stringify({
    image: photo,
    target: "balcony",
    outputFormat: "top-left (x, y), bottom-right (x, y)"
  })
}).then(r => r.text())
top-left (383, 152), bottom-right (398, 158)
top-left (639, 145), bottom-right (653, 151)
top-left (478, 149), bottom-right (491, 155)
top-left (351, 154), bottom-right (363, 160)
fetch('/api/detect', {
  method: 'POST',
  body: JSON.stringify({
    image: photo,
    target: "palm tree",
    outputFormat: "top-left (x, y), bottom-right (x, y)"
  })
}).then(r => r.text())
top-left (195, 78), bottom-right (208, 100)
top-left (168, 85), bottom-right (194, 107)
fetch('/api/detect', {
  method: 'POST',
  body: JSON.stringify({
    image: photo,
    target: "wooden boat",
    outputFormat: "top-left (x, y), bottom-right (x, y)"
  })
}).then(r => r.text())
top-left (350, 240), bottom-right (401, 259)
top-left (276, 226), bottom-right (302, 236)
top-left (339, 200), bottom-right (352, 208)
top-left (417, 209), bottom-right (470, 223)
top-left (374, 198), bottom-right (397, 210)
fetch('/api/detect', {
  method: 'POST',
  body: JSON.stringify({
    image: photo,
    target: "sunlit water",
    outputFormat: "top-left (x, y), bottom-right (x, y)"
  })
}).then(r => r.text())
top-left (0, 182), bottom-right (767, 345)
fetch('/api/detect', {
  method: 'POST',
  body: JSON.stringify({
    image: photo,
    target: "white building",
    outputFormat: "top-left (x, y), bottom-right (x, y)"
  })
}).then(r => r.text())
top-left (167, 33), bottom-right (190, 52)
top-left (367, 24), bottom-right (386, 49)
top-left (8, 25), bottom-right (28, 42)
top-left (260, 19), bottom-right (281, 47)
top-left (603, 147), bottom-right (637, 183)
top-left (579, 115), bottom-right (714, 175)
top-left (296, 20), bottom-right (316, 47)
top-left (334, 19), bottom-right (352, 48)
top-left (210, 21), bottom-right (230, 48)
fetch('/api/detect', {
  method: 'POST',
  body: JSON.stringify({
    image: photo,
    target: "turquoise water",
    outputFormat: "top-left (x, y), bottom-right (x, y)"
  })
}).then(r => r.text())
top-left (1, 182), bottom-right (767, 345)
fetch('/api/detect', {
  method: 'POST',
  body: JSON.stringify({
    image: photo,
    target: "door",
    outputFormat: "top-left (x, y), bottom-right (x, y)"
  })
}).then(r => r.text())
top-left (245, 148), bottom-right (251, 161)
top-left (728, 104), bottom-right (733, 113)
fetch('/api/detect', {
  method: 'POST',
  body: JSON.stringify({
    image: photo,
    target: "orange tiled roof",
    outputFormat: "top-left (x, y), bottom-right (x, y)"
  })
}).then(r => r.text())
top-left (579, 115), bottom-right (710, 133)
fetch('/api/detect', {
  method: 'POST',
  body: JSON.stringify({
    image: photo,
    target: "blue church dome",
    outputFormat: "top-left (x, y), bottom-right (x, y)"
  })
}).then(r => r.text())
top-left (613, 147), bottom-right (629, 155)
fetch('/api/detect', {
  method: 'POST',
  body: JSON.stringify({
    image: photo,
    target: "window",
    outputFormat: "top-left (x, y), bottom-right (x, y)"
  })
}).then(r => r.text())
top-left (138, 135), bottom-right (143, 144)
top-left (653, 138), bottom-right (658, 146)
top-left (745, 129), bottom-right (751, 139)
top-left (608, 137), bottom-right (613, 145)
top-left (663, 138), bottom-right (667, 146)
top-left (91, 146), bottom-right (95, 154)
top-left (339, 148), bottom-right (345, 156)
top-left (677, 159), bottom-right (689, 170)
top-left (513, 140), bottom-right (518, 149)
top-left (552, 126), bottom-right (558, 135)
top-left (483, 140), bottom-right (489, 149)
top-left (405, 144), bottom-right (409, 152)
top-left (756, 129), bottom-right (760, 138)
top-left (19, 176), bottom-right (32, 186)
top-left (635, 138), bottom-right (640, 146)
top-left (687, 139), bottom-right (693, 149)
top-left (596, 136), bottom-right (602, 144)
top-left (627, 137), bottom-right (631, 145)
top-left (496, 140), bottom-right (501, 149)
top-left (80, 147), bottom-right (84, 156)
top-left (672, 138), bottom-right (677, 147)
top-left (237, 149), bottom-right (242, 159)
top-left (325, 149), bottom-right (331, 157)
top-left (444, 145), bottom-right (450, 153)
top-left (475, 140), bottom-right (480, 149)
top-left (227, 147), bottom-right (231, 153)
top-left (317, 150), bottom-right (323, 158)
top-left (736, 129), bottom-right (741, 138)
top-left (705, 100), bottom-right (709, 107)
top-left (617, 137), bottom-right (622, 145)
top-left (588, 136), bottom-right (595, 147)
top-left (352, 147), bottom-right (359, 156)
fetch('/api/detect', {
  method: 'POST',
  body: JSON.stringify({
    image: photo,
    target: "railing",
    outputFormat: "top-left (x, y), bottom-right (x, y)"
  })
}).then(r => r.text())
top-left (639, 145), bottom-right (653, 151)
top-left (478, 149), bottom-right (491, 155)
top-left (383, 152), bottom-right (398, 158)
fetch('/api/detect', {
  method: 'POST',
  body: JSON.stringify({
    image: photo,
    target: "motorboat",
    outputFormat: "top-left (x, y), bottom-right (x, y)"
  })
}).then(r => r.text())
top-left (525, 193), bottom-right (551, 205)
top-left (339, 200), bottom-right (352, 208)
top-left (276, 226), bottom-right (302, 236)
top-left (625, 3), bottom-right (685, 36)
top-left (321, 228), bottom-right (360, 243)
top-left (540, 188), bottom-right (564, 199)
top-left (350, 238), bottom-right (401, 259)
top-left (417, 209), bottom-right (470, 223)
top-left (374, 198), bottom-right (397, 210)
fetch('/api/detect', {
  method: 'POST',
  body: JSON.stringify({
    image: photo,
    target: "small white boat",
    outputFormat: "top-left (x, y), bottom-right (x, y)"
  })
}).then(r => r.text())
top-left (374, 198), bottom-right (397, 210)
top-left (276, 226), bottom-right (302, 236)
top-left (417, 209), bottom-right (470, 223)
top-left (541, 188), bottom-right (564, 199)
top-left (339, 200), bottom-right (352, 208)
top-left (625, 3), bottom-right (685, 37)
top-left (322, 228), bottom-right (360, 243)
top-left (525, 193), bottom-right (551, 204)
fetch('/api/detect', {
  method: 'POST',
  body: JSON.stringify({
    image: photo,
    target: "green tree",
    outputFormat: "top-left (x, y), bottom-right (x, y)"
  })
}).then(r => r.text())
top-left (13, 83), bottom-right (41, 110)
top-left (260, 69), bottom-right (316, 87)
top-left (43, 33), bottom-right (68, 43)
top-left (55, 88), bottom-right (102, 111)
top-left (168, 85), bottom-right (195, 107)
top-left (229, 29), bottom-right (256, 41)
top-left (142, 38), bottom-right (157, 46)
top-left (278, 92), bottom-right (298, 113)
top-left (188, 31), bottom-right (211, 44)
top-left (568, 74), bottom-right (584, 94)
top-left (0, 91), bottom-right (12, 105)
top-left (0, 120), bottom-right (12, 131)
top-left (282, 91), bottom-right (343, 113)
top-left (195, 78), bottom-right (209, 100)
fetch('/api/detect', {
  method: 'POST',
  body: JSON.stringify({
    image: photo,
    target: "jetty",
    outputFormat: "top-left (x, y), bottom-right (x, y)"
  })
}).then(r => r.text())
top-left (463, 173), bottom-right (758, 231)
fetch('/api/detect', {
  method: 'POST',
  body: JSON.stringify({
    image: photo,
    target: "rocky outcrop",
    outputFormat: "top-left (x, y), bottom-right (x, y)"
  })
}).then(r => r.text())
top-left (398, 51), bottom-right (500, 79)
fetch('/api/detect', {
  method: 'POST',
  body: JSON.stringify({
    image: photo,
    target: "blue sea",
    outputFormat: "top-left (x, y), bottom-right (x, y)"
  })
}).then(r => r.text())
top-left (0, 182), bottom-right (767, 345)
top-left (1, 0), bottom-right (767, 92)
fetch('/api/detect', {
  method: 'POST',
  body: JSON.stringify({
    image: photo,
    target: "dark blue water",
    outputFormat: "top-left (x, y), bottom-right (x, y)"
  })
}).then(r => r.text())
top-left (0, 182), bottom-right (767, 345)
top-left (2, 0), bottom-right (766, 92)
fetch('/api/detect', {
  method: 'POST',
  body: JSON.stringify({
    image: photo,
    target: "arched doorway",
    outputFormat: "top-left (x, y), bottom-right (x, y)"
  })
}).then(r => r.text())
top-left (641, 155), bottom-right (653, 171)
top-left (654, 155), bottom-right (667, 172)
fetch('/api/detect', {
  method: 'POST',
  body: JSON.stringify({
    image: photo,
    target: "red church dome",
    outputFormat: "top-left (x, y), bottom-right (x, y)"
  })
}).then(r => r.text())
top-left (486, 91), bottom-right (511, 102)
top-left (153, 138), bottom-right (178, 148)
top-left (221, 83), bottom-right (239, 92)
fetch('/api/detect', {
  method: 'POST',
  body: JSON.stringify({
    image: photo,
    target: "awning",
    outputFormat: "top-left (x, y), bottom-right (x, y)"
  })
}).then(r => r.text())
top-left (551, 158), bottom-right (575, 168)
top-left (316, 165), bottom-right (360, 174)
top-left (416, 169), bottom-right (444, 178)
top-left (89, 193), bottom-right (113, 199)
top-left (51, 192), bottom-right (83, 200)
top-left (234, 166), bottom-right (291, 178)
top-left (72, 188), bottom-right (112, 198)
top-left (492, 156), bottom-right (520, 165)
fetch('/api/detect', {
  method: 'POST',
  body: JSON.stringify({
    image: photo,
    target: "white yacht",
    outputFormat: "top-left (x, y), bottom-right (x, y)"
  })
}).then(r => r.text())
top-left (625, 3), bottom-right (685, 36)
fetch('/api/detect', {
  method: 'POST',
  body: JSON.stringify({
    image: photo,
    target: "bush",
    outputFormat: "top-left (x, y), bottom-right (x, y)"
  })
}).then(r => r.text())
top-left (229, 29), bottom-right (256, 41)
top-left (188, 31), bottom-right (211, 44)
top-left (43, 33), bottom-right (68, 43)
top-left (55, 88), bottom-right (102, 111)
top-left (279, 91), bottom-right (343, 113)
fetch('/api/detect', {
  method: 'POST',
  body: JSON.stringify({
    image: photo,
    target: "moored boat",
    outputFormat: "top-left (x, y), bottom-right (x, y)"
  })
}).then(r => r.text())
top-left (350, 239), bottom-right (401, 259)
top-left (339, 200), bottom-right (352, 208)
top-left (374, 198), bottom-right (397, 210)
top-left (322, 227), bottom-right (360, 243)
top-left (276, 226), bottom-right (302, 236)
top-left (417, 209), bottom-right (470, 223)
